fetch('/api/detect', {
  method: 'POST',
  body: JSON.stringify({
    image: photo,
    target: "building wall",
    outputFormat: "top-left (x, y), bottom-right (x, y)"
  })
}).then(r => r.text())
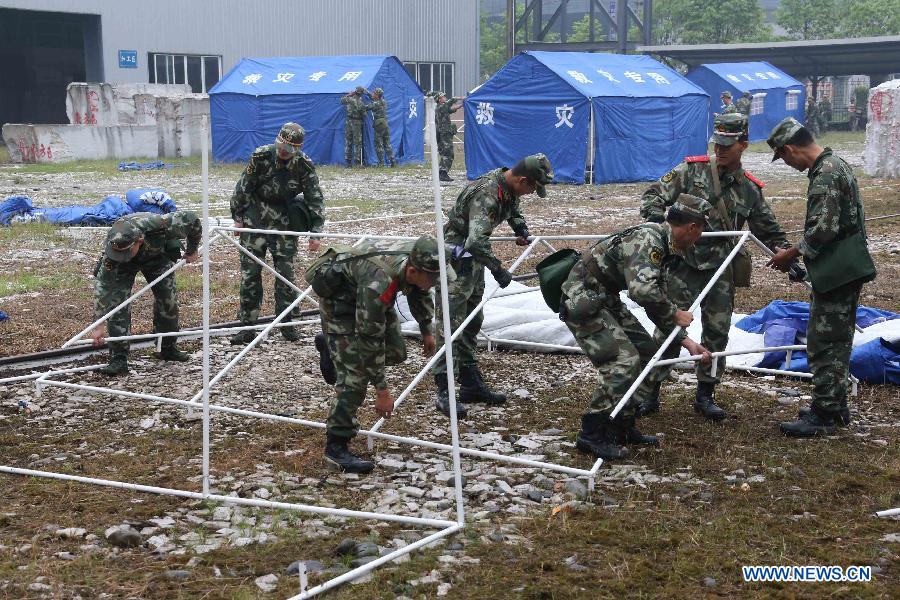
top-left (0, 0), bottom-right (479, 96)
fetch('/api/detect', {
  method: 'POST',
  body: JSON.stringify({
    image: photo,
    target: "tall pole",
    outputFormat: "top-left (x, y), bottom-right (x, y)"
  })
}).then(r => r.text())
top-left (507, 0), bottom-right (516, 58)
top-left (200, 114), bottom-right (211, 497)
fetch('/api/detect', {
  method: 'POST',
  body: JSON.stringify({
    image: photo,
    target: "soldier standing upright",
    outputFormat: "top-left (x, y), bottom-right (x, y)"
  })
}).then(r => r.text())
top-left (766, 117), bottom-right (876, 436)
top-left (432, 154), bottom-right (553, 418)
top-left (305, 236), bottom-right (448, 473)
top-left (639, 113), bottom-right (793, 421)
top-left (562, 195), bottom-right (713, 460)
top-left (366, 87), bottom-right (396, 167)
top-left (341, 86), bottom-right (368, 167)
top-left (735, 91), bottom-right (752, 116)
top-left (817, 95), bottom-right (832, 133)
top-left (230, 122), bottom-right (325, 344)
top-left (805, 96), bottom-right (820, 137)
top-left (89, 211), bottom-right (202, 375)
top-left (435, 92), bottom-right (461, 182)
top-left (719, 91), bottom-right (738, 114)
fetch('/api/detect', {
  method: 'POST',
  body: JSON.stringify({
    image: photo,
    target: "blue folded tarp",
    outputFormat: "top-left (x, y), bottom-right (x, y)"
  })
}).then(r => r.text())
top-left (125, 188), bottom-right (177, 214)
top-left (736, 300), bottom-right (899, 384)
top-left (118, 161), bottom-right (170, 171)
top-left (35, 196), bottom-right (133, 226)
top-left (1, 190), bottom-right (177, 226)
top-left (0, 195), bottom-right (34, 225)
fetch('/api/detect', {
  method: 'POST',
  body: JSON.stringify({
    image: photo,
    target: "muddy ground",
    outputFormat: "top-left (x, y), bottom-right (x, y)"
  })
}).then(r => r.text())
top-left (0, 134), bottom-right (898, 599)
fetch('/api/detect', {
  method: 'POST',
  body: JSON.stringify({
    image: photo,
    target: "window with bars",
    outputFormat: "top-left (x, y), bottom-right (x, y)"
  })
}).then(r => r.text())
top-left (149, 53), bottom-right (222, 94)
top-left (751, 93), bottom-right (766, 115)
top-left (403, 61), bottom-right (454, 96)
top-left (786, 90), bottom-right (800, 111)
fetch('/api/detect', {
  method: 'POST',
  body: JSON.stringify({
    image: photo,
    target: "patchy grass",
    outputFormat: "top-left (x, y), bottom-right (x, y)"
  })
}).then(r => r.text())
top-left (0, 271), bottom-right (82, 297)
top-left (746, 130), bottom-right (866, 154)
top-left (0, 221), bottom-right (68, 244)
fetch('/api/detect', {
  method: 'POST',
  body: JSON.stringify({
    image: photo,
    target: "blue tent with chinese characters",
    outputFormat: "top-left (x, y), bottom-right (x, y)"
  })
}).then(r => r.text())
top-left (463, 51), bottom-right (709, 185)
top-left (209, 55), bottom-right (424, 165)
top-left (685, 62), bottom-right (805, 143)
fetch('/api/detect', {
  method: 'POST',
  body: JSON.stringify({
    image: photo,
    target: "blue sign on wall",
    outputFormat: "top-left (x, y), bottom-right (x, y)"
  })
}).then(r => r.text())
top-left (119, 50), bottom-right (138, 69)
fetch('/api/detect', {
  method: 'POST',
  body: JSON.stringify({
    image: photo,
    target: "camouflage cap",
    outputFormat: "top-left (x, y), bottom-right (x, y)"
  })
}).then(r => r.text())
top-left (355, 85), bottom-right (366, 94)
top-left (105, 219), bottom-right (143, 262)
top-left (742, 91), bottom-right (752, 98)
top-left (668, 193), bottom-right (712, 225)
top-left (276, 122), bottom-right (305, 146)
top-left (373, 87), bottom-right (384, 96)
top-left (712, 112), bottom-right (748, 146)
top-left (520, 153), bottom-right (554, 197)
top-left (408, 235), bottom-right (456, 281)
top-left (720, 90), bottom-right (732, 99)
top-left (766, 117), bottom-right (804, 162)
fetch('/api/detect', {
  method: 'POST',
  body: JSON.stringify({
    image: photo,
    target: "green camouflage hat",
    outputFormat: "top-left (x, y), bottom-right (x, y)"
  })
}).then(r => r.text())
top-left (766, 117), bottom-right (805, 162)
top-left (373, 87), bottom-right (384, 97)
top-left (277, 122), bottom-right (305, 146)
top-left (521, 153), bottom-right (554, 197)
top-left (355, 85), bottom-right (366, 94)
top-left (720, 90), bottom-right (732, 99)
top-left (105, 219), bottom-right (143, 262)
top-left (669, 193), bottom-right (712, 225)
top-left (712, 112), bottom-right (748, 146)
top-left (742, 91), bottom-right (752, 98)
top-left (409, 235), bottom-right (456, 281)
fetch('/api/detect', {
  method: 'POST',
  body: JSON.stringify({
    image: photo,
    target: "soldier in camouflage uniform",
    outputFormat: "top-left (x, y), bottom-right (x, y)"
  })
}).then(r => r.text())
top-left (640, 112), bottom-right (792, 421)
top-left (366, 88), bottom-right (396, 167)
top-left (341, 86), bottom-right (368, 167)
top-left (719, 91), bottom-right (738, 114)
top-left (562, 196), bottom-right (713, 460)
top-left (766, 117), bottom-right (876, 437)
top-left (89, 211), bottom-right (202, 375)
top-left (435, 92), bottom-right (461, 181)
top-left (805, 96), bottom-right (820, 138)
top-left (817, 96), bottom-right (832, 133)
top-left (432, 154), bottom-right (553, 418)
top-left (735, 92), bottom-right (752, 116)
top-left (230, 122), bottom-right (326, 344)
top-left (305, 236), bottom-right (450, 473)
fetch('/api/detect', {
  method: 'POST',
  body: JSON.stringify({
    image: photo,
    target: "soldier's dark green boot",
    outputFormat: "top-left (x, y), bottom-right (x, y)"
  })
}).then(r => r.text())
top-left (439, 169), bottom-right (453, 182)
top-left (798, 399), bottom-right (850, 426)
top-left (280, 326), bottom-right (299, 342)
top-left (576, 413), bottom-right (628, 460)
top-left (98, 353), bottom-right (129, 376)
top-left (158, 339), bottom-right (190, 362)
top-left (693, 382), bottom-right (726, 421)
top-left (229, 330), bottom-right (254, 345)
top-left (314, 333), bottom-right (337, 385)
top-left (780, 406), bottom-right (837, 438)
top-left (634, 382), bottom-right (662, 417)
top-left (324, 434), bottom-right (374, 474)
top-left (613, 416), bottom-right (659, 447)
top-left (459, 365), bottom-right (506, 405)
top-left (389, 158), bottom-right (397, 168)
top-left (434, 374), bottom-right (467, 419)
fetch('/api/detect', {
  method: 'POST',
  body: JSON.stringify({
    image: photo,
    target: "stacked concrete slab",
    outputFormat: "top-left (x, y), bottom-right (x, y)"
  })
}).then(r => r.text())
top-left (2, 83), bottom-right (209, 163)
top-left (863, 79), bottom-right (900, 178)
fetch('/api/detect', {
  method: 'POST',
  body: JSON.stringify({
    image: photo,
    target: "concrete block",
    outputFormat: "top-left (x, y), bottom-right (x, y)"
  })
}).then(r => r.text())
top-left (2, 123), bottom-right (158, 163)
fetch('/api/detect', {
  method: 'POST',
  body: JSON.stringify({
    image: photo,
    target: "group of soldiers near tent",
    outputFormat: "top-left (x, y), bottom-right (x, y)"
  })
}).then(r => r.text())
top-left (341, 86), bottom-right (396, 168)
top-left (719, 90), bottom-right (752, 116)
top-left (90, 110), bottom-right (874, 473)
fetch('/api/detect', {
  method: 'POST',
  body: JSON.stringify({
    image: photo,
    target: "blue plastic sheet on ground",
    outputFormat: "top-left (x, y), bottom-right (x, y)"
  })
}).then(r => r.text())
top-left (0, 310), bottom-right (8, 321)
top-left (0, 195), bottom-right (35, 225)
top-left (124, 188), bottom-right (177, 214)
top-left (118, 161), bottom-right (170, 171)
top-left (735, 300), bottom-right (900, 384)
top-left (2, 190), bottom-right (177, 226)
top-left (35, 196), bottom-right (133, 226)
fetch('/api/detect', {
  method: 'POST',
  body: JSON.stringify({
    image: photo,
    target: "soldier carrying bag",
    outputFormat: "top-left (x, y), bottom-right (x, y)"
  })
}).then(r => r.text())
top-left (709, 158), bottom-right (753, 287)
top-left (804, 193), bottom-right (876, 293)
top-left (287, 194), bottom-right (311, 233)
top-left (536, 249), bottom-right (580, 312)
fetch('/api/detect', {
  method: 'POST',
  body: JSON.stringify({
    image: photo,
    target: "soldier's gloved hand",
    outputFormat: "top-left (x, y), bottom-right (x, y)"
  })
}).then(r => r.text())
top-left (492, 268), bottom-right (513, 289)
top-left (513, 227), bottom-right (530, 246)
top-left (374, 388), bottom-right (393, 419)
top-left (787, 262), bottom-right (807, 282)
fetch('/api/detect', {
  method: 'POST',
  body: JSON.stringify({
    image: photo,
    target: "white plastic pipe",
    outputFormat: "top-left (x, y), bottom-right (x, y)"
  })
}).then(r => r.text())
top-left (0, 365), bottom-right (103, 385)
top-left (201, 114), bottom-right (211, 496)
top-left (215, 230), bottom-right (307, 295)
top-left (876, 507), bottom-right (900, 518)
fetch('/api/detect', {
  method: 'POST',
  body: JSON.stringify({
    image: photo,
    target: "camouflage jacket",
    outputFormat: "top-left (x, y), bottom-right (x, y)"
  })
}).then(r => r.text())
top-left (341, 94), bottom-right (367, 120)
top-left (735, 97), bottom-right (751, 115)
top-left (436, 98), bottom-right (460, 136)
top-left (798, 148), bottom-right (867, 260)
top-left (640, 156), bottom-right (788, 271)
top-left (720, 103), bottom-right (739, 114)
top-left (312, 240), bottom-right (435, 390)
top-left (107, 211), bottom-right (201, 264)
top-left (230, 144), bottom-right (325, 233)
top-left (562, 223), bottom-right (683, 337)
top-left (444, 168), bottom-right (528, 273)
top-left (367, 98), bottom-right (388, 123)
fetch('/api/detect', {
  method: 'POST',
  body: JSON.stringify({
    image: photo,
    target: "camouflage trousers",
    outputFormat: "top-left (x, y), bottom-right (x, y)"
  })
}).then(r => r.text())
top-left (432, 258), bottom-right (483, 376)
top-left (94, 254), bottom-right (178, 356)
top-left (344, 118), bottom-right (364, 165)
top-left (562, 289), bottom-right (661, 419)
top-left (654, 260), bottom-right (735, 384)
top-left (808, 280), bottom-right (861, 413)
top-left (237, 232), bottom-right (298, 323)
top-left (437, 132), bottom-right (454, 172)
top-left (373, 119), bottom-right (394, 165)
top-left (322, 308), bottom-right (407, 439)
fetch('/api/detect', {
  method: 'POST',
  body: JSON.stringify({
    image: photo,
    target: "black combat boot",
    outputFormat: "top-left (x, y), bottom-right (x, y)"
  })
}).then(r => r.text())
top-left (323, 434), bottom-right (374, 474)
top-left (389, 158), bottom-right (397, 168)
top-left (280, 325), bottom-right (299, 342)
top-left (98, 353), bottom-right (129, 376)
top-left (434, 374), bottom-right (468, 419)
top-left (439, 169), bottom-right (453, 182)
top-left (575, 413), bottom-right (629, 460)
top-left (314, 333), bottom-right (337, 385)
top-left (694, 381), bottom-right (726, 421)
top-left (158, 338), bottom-right (190, 362)
top-left (798, 399), bottom-right (850, 426)
top-left (780, 406), bottom-right (837, 438)
top-left (345, 159), bottom-right (352, 168)
top-left (459, 365), bottom-right (507, 405)
top-left (613, 416), bottom-right (659, 446)
top-left (634, 382), bottom-right (662, 417)
top-left (229, 329), bottom-right (254, 345)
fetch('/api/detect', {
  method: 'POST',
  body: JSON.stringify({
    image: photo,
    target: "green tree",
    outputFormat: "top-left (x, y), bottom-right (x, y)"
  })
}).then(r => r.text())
top-left (775, 0), bottom-right (838, 39)
top-left (839, 0), bottom-right (900, 37)
top-left (479, 13), bottom-right (508, 81)
top-left (653, 0), bottom-right (772, 44)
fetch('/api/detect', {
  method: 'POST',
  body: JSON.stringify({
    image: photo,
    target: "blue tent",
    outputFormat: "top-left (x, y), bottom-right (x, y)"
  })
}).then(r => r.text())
top-left (685, 61), bottom-right (805, 143)
top-left (464, 51), bottom-right (709, 185)
top-left (209, 55), bottom-right (424, 166)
